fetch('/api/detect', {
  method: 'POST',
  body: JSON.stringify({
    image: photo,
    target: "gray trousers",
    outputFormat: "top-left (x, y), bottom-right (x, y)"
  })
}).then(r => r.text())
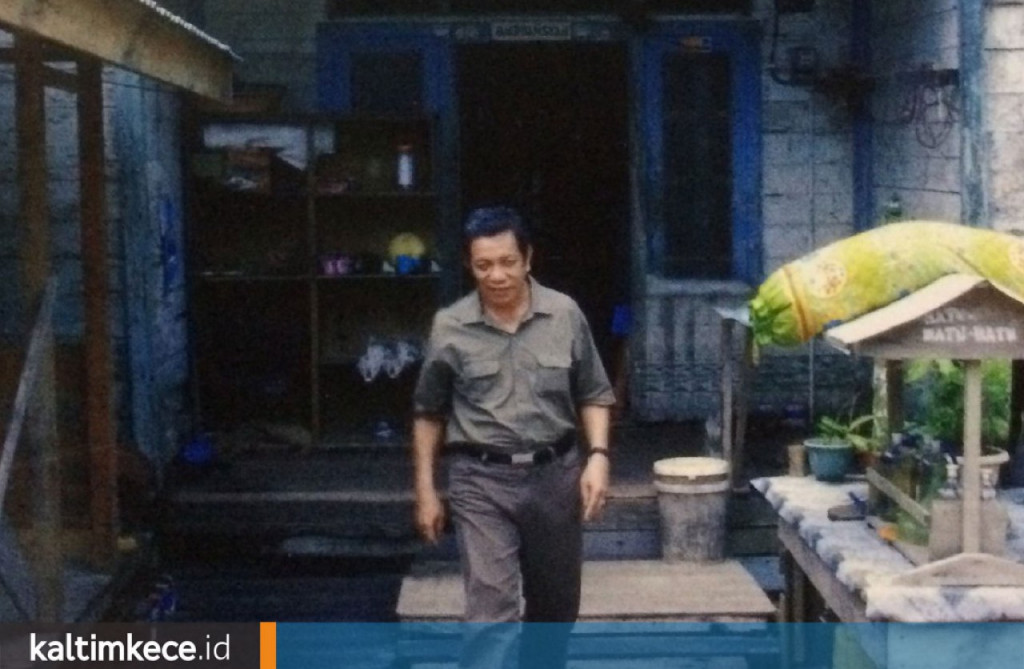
top-left (447, 448), bottom-right (583, 669)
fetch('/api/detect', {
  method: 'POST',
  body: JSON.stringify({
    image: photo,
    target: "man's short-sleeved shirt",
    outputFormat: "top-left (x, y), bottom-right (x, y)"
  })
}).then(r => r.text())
top-left (413, 278), bottom-right (615, 452)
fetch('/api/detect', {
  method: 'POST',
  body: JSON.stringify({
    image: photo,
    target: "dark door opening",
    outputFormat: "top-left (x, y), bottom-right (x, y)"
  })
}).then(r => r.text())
top-left (457, 43), bottom-right (630, 367)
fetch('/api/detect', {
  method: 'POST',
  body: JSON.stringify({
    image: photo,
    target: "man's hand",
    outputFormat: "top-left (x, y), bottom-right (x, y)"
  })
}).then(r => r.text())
top-left (412, 416), bottom-right (445, 544)
top-left (415, 487), bottom-right (446, 544)
top-left (580, 453), bottom-right (610, 522)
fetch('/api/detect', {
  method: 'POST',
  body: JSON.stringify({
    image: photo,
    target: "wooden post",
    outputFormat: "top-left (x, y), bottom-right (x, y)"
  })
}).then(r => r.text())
top-left (15, 34), bottom-right (49, 309)
top-left (720, 318), bottom-right (734, 483)
top-left (30, 316), bottom-right (62, 621)
top-left (733, 328), bottom-right (753, 489)
top-left (885, 359), bottom-right (904, 440)
top-left (962, 360), bottom-right (982, 553)
top-left (78, 58), bottom-right (118, 566)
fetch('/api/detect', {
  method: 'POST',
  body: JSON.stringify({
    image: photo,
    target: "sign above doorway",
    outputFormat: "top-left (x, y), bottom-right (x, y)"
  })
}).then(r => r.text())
top-left (450, 20), bottom-right (624, 42)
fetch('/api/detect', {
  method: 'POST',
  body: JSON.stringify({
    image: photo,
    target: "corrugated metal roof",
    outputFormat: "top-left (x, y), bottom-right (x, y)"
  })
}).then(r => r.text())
top-left (136, 0), bottom-right (238, 58)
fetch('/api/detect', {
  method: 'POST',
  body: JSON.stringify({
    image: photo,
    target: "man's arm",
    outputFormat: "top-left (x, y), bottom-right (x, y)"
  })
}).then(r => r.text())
top-left (579, 403), bottom-right (611, 522)
top-left (412, 414), bottom-right (446, 543)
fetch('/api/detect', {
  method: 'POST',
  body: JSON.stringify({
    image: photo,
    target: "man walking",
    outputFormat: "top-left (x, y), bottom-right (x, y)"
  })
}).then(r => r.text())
top-left (412, 206), bottom-right (615, 666)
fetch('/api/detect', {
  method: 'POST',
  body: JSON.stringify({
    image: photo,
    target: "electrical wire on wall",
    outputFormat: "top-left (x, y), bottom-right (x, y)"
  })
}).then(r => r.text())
top-left (872, 66), bottom-right (960, 150)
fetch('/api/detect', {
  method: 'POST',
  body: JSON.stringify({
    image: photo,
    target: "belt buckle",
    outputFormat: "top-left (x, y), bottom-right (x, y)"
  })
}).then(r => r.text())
top-left (533, 446), bottom-right (556, 465)
top-left (510, 451), bottom-right (533, 465)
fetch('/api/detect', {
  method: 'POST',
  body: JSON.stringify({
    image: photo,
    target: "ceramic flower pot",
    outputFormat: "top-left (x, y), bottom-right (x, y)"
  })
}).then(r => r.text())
top-left (803, 438), bottom-right (854, 482)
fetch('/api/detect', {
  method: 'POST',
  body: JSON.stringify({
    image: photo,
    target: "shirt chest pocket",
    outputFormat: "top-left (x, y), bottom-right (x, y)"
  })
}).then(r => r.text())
top-left (458, 359), bottom-right (501, 403)
top-left (536, 353), bottom-right (572, 396)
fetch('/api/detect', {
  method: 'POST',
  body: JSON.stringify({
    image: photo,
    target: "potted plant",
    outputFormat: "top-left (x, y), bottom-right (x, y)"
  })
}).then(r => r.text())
top-left (804, 414), bottom-right (880, 482)
top-left (905, 359), bottom-right (1011, 477)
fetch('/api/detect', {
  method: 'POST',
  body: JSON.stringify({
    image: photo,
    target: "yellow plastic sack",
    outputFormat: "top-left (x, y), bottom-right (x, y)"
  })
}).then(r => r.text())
top-left (749, 221), bottom-right (1024, 346)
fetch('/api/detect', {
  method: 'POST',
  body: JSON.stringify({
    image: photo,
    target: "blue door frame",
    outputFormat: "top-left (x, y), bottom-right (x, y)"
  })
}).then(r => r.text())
top-left (317, 23), bottom-right (455, 115)
top-left (317, 22), bottom-right (460, 300)
top-left (317, 18), bottom-right (762, 289)
top-left (641, 21), bottom-right (762, 283)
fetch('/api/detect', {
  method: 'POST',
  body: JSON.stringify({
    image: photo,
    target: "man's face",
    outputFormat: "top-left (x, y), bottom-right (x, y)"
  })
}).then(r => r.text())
top-left (468, 230), bottom-right (532, 310)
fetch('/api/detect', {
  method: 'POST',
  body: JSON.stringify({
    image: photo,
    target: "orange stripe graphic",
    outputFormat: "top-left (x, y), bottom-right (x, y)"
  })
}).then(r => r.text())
top-left (260, 622), bottom-right (276, 669)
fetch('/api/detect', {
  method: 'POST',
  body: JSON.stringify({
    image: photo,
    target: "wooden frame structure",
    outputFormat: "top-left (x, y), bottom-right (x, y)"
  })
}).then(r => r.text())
top-left (0, 1), bottom-right (234, 594)
top-left (825, 274), bottom-right (1024, 586)
top-left (0, 279), bottom-right (59, 621)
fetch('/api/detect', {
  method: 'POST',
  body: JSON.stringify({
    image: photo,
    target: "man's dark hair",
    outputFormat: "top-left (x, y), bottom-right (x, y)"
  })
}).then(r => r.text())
top-left (462, 206), bottom-right (531, 258)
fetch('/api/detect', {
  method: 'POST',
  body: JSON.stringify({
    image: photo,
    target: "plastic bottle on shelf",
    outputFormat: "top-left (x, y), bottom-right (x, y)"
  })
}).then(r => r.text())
top-left (981, 468), bottom-right (997, 500)
top-left (396, 143), bottom-right (415, 190)
top-left (937, 460), bottom-right (959, 500)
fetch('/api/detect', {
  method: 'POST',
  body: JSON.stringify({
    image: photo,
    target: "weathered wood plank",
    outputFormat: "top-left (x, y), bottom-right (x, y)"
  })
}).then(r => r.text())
top-left (962, 360), bottom-right (982, 553)
top-left (721, 318), bottom-right (734, 478)
top-left (397, 560), bottom-right (775, 622)
top-left (15, 34), bottom-right (48, 307)
top-left (866, 468), bottom-right (930, 526)
top-left (78, 57), bottom-right (117, 568)
top-left (28, 324), bottom-right (61, 622)
top-left (885, 359), bottom-right (903, 438)
top-left (0, 0), bottom-right (235, 102)
top-left (42, 63), bottom-right (77, 93)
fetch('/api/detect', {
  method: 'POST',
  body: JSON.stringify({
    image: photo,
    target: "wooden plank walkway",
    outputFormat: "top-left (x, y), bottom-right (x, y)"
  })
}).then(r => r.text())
top-left (397, 560), bottom-right (776, 622)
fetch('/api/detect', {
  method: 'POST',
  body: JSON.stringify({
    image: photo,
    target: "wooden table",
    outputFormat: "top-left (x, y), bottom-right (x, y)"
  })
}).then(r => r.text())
top-left (753, 476), bottom-right (1024, 623)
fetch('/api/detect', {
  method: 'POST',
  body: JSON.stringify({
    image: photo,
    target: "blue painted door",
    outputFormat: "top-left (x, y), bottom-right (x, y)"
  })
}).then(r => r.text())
top-left (640, 22), bottom-right (762, 283)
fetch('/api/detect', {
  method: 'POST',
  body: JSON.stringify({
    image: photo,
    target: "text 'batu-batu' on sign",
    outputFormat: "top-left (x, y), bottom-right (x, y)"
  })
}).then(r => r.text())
top-left (921, 325), bottom-right (1019, 344)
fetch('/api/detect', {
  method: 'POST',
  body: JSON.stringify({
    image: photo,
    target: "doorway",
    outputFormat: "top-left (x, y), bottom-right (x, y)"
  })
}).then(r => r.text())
top-left (457, 43), bottom-right (630, 365)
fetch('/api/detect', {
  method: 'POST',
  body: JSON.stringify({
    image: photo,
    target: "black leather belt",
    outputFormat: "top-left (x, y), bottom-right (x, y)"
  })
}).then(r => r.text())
top-left (448, 433), bottom-right (576, 465)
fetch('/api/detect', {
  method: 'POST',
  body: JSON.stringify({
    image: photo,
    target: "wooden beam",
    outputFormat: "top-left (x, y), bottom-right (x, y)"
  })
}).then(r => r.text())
top-left (0, 0), bottom-right (234, 102)
top-left (885, 359), bottom-right (903, 440)
top-left (962, 360), bottom-right (982, 553)
top-left (78, 57), bottom-right (118, 568)
top-left (29, 301), bottom-right (61, 622)
top-left (43, 63), bottom-right (78, 94)
top-left (0, 43), bottom-right (80, 63)
top-left (721, 318), bottom-right (734, 480)
top-left (15, 34), bottom-right (48, 307)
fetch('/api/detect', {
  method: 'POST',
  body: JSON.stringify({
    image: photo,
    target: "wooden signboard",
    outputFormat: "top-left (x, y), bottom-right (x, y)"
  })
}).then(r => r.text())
top-left (825, 275), bottom-right (1024, 359)
top-left (824, 274), bottom-right (1024, 585)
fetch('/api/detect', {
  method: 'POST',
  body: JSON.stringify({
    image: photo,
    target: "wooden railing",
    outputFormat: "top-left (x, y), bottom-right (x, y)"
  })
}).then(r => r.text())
top-left (0, 277), bottom-right (62, 621)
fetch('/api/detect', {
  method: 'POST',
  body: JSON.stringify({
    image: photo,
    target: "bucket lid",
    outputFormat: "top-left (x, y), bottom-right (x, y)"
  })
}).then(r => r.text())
top-left (653, 457), bottom-right (729, 480)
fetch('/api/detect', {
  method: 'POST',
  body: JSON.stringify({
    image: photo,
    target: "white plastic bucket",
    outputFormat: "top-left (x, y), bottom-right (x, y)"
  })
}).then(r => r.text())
top-left (653, 457), bottom-right (730, 562)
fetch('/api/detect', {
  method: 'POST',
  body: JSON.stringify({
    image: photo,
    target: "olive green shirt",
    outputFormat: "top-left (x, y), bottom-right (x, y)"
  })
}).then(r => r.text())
top-left (413, 278), bottom-right (615, 451)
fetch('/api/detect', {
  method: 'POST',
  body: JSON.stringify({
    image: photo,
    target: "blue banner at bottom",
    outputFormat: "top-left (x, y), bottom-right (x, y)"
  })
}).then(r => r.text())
top-left (276, 622), bottom-right (1024, 669)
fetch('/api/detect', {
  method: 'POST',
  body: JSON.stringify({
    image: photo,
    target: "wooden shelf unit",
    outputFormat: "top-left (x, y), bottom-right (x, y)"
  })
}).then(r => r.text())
top-left (187, 114), bottom-right (442, 446)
